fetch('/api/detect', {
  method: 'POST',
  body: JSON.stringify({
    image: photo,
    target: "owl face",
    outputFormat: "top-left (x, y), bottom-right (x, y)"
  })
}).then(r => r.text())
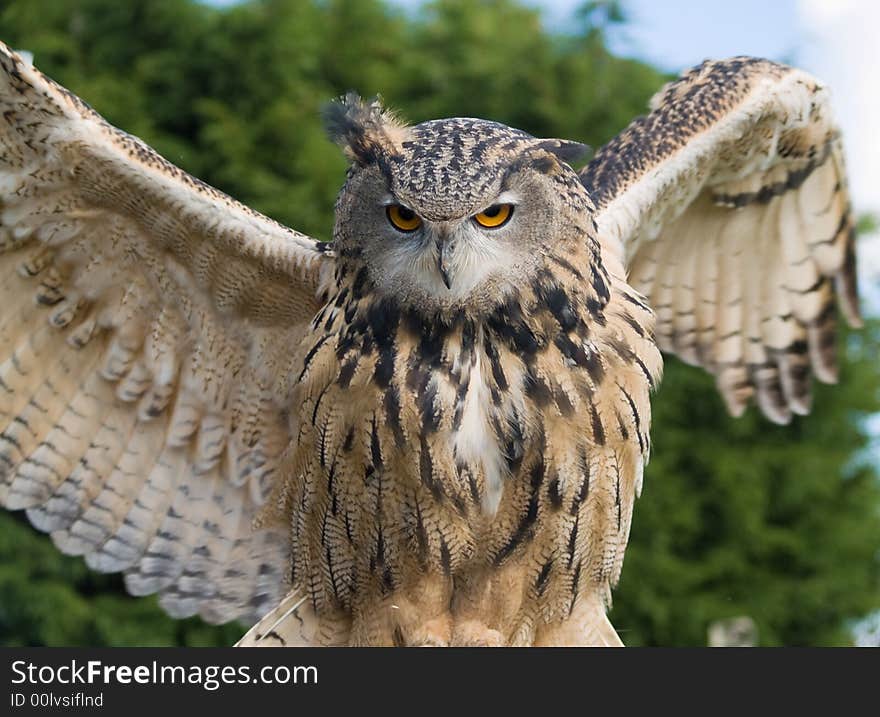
top-left (326, 103), bottom-right (591, 316)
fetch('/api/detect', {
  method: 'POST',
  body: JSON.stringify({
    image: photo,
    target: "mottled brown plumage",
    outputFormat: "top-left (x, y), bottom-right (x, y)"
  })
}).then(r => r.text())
top-left (583, 57), bottom-right (860, 424)
top-left (0, 43), bottom-right (860, 646)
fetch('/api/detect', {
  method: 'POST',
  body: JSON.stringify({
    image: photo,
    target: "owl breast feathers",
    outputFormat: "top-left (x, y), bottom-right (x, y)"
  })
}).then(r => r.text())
top-left (0, 43), bottom-right (859, 646)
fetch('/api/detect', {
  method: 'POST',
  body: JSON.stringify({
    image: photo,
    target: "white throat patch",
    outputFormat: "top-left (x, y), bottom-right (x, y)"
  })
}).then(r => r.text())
top-left (452, 349), bottom-right (506, 515)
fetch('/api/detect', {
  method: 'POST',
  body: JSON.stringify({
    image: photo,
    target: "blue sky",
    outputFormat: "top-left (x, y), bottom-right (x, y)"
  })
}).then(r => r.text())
top-left (525, 0), bottom-right (804, 70)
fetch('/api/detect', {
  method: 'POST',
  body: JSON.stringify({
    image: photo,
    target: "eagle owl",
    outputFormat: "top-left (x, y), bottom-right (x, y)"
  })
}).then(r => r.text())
top-left (0, 43), bottom-right (860, 646)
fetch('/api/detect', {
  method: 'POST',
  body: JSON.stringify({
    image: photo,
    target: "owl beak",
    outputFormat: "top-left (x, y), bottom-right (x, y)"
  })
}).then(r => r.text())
top-left (436, 238), bottom-right (453, 290)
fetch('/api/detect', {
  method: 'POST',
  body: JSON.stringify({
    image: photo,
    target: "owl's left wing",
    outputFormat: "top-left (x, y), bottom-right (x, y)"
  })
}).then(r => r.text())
top-left (0, 41), bottom-right (334, 630)
top-left (581, 58), bottom-right (860, 423)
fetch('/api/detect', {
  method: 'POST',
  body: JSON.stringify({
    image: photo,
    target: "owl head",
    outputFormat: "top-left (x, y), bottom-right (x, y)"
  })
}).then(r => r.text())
top-left (324, 94), bottom-right (593, 317)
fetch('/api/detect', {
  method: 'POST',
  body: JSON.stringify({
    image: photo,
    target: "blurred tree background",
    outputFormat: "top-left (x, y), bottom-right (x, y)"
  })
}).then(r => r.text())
top-left (1, 0), bottom-right (878, 646)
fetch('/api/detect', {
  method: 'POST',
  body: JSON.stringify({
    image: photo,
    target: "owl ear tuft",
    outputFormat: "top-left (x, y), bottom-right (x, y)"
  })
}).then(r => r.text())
top-left (322, 92), bottom-right (409, 166)
top-left (533, 139), bottom-right (593, 168)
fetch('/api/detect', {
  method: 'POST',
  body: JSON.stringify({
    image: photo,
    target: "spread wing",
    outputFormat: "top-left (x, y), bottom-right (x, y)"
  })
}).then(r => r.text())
top-left (0, 42), bottom-right (334, 625)
top-left (581, 57), bottom-right (861, 424)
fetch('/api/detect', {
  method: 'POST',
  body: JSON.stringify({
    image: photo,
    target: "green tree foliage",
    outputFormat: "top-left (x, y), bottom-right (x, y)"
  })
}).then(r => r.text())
top-left (613, 329), bottom-right (880, 646)
top-left (1, 0), bottom-right (878, 646)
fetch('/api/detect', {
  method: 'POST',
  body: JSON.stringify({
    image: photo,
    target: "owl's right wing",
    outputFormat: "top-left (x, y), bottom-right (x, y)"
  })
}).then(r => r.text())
top-left (581, 58), bottom-right (861, 424)
top-left (0, 42), bottom-right (334, 626)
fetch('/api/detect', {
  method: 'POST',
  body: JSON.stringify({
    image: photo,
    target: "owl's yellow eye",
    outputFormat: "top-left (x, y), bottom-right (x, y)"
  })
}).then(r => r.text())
top-left (386, 204), bottom-right (422, 232)
top-left (473, 203), bottom-right (514, 229)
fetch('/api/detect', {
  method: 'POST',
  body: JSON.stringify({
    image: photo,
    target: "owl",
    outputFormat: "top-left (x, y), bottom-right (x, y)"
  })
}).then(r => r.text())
top-left (0, 43), bottom-right (860, 646)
